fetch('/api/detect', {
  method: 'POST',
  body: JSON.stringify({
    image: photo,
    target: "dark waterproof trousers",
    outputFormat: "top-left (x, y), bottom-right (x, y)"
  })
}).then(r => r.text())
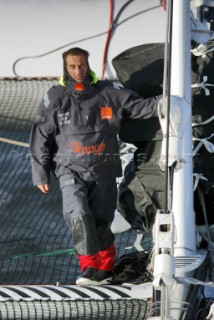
top-left (59, 172), bottom-right (117, 259)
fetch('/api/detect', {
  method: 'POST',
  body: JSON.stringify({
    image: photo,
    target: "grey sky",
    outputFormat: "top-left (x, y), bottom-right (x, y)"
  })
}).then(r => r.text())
top-left (0, 0), bottom-right (166, 77)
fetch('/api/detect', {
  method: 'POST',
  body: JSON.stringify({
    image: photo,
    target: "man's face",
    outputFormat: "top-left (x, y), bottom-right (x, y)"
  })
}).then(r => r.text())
top-left (65, 53), bottom-right (88, 83)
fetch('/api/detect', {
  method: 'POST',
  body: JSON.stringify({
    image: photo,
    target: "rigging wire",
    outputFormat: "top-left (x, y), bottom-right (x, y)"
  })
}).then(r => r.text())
top-left (103, 0), bottom-right (136, 79)
top-left (161, 0), bottom-right (167, 11)
top-left (162, 0), bottom-right (174, 212)
top-left (101, 0), bottom-right (114, 79)
top-left (12, 4), bottom-right (161, 77)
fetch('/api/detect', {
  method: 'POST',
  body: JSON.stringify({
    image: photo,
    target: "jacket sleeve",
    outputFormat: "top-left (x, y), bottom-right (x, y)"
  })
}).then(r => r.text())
top-left (29, 89), bottom-right (57, 186)
top-left (114, 85), bottom-right (161, 120)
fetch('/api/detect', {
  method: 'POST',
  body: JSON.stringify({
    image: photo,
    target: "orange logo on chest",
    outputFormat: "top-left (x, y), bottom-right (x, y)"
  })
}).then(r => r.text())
top-left (71, 141), bottom-right (106, 155)
top-left (100, 106), bottom-right (112, 120)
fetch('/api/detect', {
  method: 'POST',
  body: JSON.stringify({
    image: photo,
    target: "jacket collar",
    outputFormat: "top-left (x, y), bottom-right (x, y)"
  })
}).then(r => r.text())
top-left (59, 70), bottom-right (98, 87)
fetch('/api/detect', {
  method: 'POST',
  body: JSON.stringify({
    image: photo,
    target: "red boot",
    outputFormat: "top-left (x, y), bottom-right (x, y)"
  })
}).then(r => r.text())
top-left (76, 244), bottom-right (116, 286)
top-left (78, 253), bottom-right (101, 271)
top-left (99, 244), bottom-right (116, 271)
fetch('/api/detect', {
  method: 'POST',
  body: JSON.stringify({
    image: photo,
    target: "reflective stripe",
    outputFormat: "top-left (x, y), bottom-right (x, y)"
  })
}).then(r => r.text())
top-left (59, 70), bottom-right (98, 87)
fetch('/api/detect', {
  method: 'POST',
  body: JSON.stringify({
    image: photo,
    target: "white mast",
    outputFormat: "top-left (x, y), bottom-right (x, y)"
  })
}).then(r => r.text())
top-left (171, 0), bottom-right (196, 254)
top-left (151, 1), bottom-right (200, 319)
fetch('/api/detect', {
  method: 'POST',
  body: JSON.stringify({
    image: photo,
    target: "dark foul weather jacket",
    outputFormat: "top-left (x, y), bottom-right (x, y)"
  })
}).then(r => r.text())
top-left (30, 71), bottom-right (161, 184)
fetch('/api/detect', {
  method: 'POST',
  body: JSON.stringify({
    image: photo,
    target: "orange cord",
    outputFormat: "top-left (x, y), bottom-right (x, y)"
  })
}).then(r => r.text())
top-left (102, 0), bottom-right (114, 79)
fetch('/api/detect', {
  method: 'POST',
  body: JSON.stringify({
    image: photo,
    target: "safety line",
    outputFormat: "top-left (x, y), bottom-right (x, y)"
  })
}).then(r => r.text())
top-left (4, 248), bottom-right (76, 260)
top-left (0, 137), bottom-right (29, 148)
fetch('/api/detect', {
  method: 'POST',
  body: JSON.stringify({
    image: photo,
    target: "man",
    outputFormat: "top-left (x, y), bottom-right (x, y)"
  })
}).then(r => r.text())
top-left (30, 47), bottom-right (161, 286)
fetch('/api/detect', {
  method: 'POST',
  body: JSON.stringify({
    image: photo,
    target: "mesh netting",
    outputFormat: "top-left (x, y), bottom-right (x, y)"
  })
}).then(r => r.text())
top-left (0, 299), bottom-right (147, 320)
top-left (0, 78), bottom-right (139, 286)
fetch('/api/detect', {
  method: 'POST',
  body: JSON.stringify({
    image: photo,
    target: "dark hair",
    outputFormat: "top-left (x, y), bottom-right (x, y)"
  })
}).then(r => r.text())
top-left (62, 47), bottom-right (89, 67)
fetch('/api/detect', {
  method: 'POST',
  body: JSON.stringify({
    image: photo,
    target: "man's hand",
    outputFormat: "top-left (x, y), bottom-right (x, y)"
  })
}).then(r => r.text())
top-left (37, 184), bottom-right (49, 193)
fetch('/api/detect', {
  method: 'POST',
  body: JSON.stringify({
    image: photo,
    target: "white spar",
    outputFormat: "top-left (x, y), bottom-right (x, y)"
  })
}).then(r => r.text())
top-left (158, 95), bottom-right (192, 171)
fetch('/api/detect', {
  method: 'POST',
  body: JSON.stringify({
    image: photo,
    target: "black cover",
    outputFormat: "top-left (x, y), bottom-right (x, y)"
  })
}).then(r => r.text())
top-left (191, 40), bottom-right (214, 224)
top-left (113, 42), bottom-right (214, 228)
top-left (117, 141), bottom-right (165, 231)
top-left (191, 40), bottom-right (214, 192)
top-left (113, 44), bottom-right (165, 231)
top-left (113, 43), bottom-right (164, 143)
top-left (112, 43), bottom-right (164, 98)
